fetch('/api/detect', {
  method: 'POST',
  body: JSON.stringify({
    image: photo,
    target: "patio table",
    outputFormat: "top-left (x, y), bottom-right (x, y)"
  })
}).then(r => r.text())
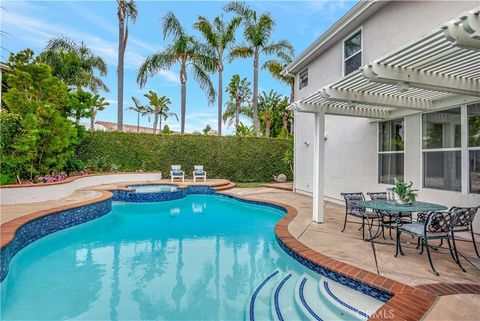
top-left (356, 200), bottom-right (447, 241)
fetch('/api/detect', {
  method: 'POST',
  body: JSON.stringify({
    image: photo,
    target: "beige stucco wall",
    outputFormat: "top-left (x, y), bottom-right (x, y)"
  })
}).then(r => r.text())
top-left (293, 1), bottom-right (480, 232)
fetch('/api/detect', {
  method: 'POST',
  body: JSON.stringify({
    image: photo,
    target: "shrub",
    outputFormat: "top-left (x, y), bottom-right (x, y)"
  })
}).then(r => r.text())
top-left (77, 131), bottom-right (292, 182)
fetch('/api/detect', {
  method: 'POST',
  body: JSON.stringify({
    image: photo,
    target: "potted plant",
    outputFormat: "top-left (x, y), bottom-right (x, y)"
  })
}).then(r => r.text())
top-left (392, 178), bottom-right (418, 205)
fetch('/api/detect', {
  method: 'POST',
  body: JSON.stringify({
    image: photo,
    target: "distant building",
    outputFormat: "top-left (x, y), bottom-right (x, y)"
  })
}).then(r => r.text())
top-left (93, 121), bottom-right (177, 134)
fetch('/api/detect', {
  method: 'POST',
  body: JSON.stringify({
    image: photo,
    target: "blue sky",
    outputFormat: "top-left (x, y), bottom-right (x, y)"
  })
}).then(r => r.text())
top-left (1, 0), bottom-right (355, 134)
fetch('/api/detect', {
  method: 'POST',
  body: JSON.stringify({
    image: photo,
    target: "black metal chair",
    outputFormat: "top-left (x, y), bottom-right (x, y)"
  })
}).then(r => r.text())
top-left (449, 206), bottom-right (480, 270)
top-left (340, 192), bottom-right (381, 241)
top-left (367, 192), bottom-right (412, 239)
top-left (395, 210), bottom-right (459, 275)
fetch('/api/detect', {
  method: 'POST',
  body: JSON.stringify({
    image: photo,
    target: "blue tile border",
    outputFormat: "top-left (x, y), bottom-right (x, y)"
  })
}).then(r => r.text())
top-left (111, 185), bottom-right (216, 202)
top-left (0, 198), bottom-right (112, 282)
top-left (274, 273), bottom-right (292, 321)
top-left (323, 280), bottom-right (370, 319)
top-left (299, 278), bottom-right (323, 321)
top-left (249, 270), bottom-right (279, 321)
top-left (276, 236), bottom-right (392, 303)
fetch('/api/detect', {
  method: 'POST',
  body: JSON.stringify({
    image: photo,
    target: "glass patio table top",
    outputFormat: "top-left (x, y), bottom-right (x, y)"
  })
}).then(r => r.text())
top-left (357, 200), bottom-right (448, 213)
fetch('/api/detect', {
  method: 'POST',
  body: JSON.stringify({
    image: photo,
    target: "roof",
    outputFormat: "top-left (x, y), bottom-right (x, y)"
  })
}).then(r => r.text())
top-left (94, 121), bottom-right (177, 134)
top-left (291, 7), bottom-right (480, 119)
top-left (282, 0), bottom-right (385, 76)
top-left (0, 62), bottom-right (11, 72)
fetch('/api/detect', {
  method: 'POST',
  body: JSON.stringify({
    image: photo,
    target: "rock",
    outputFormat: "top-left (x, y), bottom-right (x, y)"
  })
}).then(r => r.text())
top-left (273, 174), bottom-right (287, 183)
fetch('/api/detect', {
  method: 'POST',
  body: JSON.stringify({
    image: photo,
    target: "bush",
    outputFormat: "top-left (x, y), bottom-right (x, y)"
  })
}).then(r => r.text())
top-left (77, 131), bottom-right (292, 182)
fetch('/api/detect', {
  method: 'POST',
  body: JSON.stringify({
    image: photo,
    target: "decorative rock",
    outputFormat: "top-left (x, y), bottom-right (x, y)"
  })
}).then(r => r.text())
top-left (273, 174), bottom-right (287, 183)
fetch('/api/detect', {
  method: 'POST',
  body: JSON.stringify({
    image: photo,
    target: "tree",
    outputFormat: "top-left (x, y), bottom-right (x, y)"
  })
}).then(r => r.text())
top-left (203, 124), bottom-right (213, 135)
top-left (1, 50), bottom-right (80, 181)
top-left (89, 95), bottom-right (109, 131)
top-left (225, 1), bottom-right (294, 136)
top-left (126, 96), bottom-right (147, 132)
top-left (223, 74), bottom-right (251, 131)
top-left (67, 89), bottom-right (93, 125)
top-left (194, 15), bottom-right (240, 136)
top-left (137, 11), bottom-right (216, 134)
top-left (258, 90), bottom-right (282, 137)
top-left (162, 124), bottom-right (171, 134)
top-left (117, 0), bottom-right (138, 132)
top-left (143, 90), bottom-right (178, 134)
top-left (41, 37), bottom-right (109, 92)
top-left (263, 51), bottom-right (295, 103)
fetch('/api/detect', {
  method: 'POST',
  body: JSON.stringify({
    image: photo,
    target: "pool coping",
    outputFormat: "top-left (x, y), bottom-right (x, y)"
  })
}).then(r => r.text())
top-left (218, 192), bottom-right (480, 321)
top-left (1, 187), bottom-right (478, 320)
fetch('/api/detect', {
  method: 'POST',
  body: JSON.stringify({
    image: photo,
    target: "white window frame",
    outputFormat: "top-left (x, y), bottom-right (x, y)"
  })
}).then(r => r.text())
top-left (377, 118), bottom-right (405, 185)
top-left (420, 103), bottom-right (480, 194)
top-left (299, 68), bottom-right (308, 90)
top-left (342, 27), bottom-right (363, 77)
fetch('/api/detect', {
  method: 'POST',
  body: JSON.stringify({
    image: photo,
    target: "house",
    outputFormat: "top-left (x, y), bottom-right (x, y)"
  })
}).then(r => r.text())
top-left (283, 0), bottom-right (480, 233)
top-left (93, 121), bottom-right (177, 134)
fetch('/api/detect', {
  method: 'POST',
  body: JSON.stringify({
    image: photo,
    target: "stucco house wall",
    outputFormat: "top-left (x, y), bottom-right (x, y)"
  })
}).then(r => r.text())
top-left (292, 1), bottom-right (480, 232)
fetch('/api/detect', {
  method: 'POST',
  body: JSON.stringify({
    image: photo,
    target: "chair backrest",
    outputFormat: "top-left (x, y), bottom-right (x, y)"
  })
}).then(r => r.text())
top-left (367, 192), bottom-right (387, 201)
top-left (450, 206), bottom-right (479, 230)
top-left (341, 192), bottom-right (365, 214)
top-left (172, 165), bottom-right (181, 170)
top-left (194, 165), bottom-right (203, 171)
top-left (424, 211), bottom-right (457, 234)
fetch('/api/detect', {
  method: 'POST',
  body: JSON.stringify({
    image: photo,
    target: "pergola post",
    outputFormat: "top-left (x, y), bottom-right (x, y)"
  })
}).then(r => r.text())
top-left (312, 110), bottom-right (325, 223)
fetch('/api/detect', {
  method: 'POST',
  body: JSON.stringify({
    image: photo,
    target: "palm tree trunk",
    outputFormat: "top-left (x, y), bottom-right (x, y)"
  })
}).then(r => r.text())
top-left (117, 10), bottom-right (125, 132)
top-left (217, 67), bottom-right (223, 136)
top-left (265, 117), bottom-right (271, 137)
top-left (180, 62), bottom-right (187, 134)
top-left (153, 113), bottom-right (158, 134)
top-left (90, 112), bottom-right (96, 131)
top-left (252, 49), bottom-right (260, 136)
top-left (235, 100), bottom-right (240, 130)
top-left (159, 117), bottom-right (162, 133)
top-left (137, 112), bottom-right (140, 132)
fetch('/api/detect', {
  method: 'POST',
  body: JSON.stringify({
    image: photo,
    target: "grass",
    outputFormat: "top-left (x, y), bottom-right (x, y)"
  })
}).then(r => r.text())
top-left (234, 182), bottom-right (269, 188)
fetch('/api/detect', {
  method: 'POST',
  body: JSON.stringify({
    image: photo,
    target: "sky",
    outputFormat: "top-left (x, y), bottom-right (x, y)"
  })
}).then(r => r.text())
top-left (1, 0), bottom-right (356, 134)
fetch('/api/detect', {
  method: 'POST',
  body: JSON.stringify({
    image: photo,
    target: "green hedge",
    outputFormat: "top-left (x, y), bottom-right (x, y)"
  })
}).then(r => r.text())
top-left (77, 131), bottom-right (292, 182)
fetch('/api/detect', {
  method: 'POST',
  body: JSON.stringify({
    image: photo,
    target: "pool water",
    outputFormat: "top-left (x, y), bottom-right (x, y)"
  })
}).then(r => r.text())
top-left (1, 195), bottom-right (383, 320)
top-left (128, 184), bottom-right (177, 193)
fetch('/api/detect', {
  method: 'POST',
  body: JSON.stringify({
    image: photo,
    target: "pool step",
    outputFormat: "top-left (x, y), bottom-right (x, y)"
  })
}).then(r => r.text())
top-left (319, 279), bottom-right (383, 320)
top-left (213, 181), bottom-right (236, 191)
top-left (247, 272), bottom-right (383, 321)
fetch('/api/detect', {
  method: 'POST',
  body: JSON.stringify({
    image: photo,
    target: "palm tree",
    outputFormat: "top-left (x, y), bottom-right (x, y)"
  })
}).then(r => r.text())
top-left (126, 97), bottom-right (147, 132)
top-left (137, 11), bottom-right (216, 134)
top-left (194, 15), bottom-right (241, 136)
top-left (224, 1), bottom-right (294, 136)
top-left (223, 74), bottom-right (251, 130)
top-left (144, 90), bottom-right (178, 134)
top-left (117, 0), bottom-right (138, 132)
top-left (263, 52), bottom-right (295, 103)
top-left (258, 90), bottom-right (282, 137)
top-left (41, 37), bottom-right (109, 92)
top-left (89, 95), bottom-right (110, 130)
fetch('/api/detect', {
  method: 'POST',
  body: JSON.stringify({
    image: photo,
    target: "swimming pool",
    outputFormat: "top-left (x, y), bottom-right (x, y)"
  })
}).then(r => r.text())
top-left (1, 194), bottom-right (383, 320)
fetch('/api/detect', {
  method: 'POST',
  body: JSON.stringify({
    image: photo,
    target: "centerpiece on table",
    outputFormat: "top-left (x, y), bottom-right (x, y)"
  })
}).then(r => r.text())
top-left (392, 178), bottom-right (418, 205)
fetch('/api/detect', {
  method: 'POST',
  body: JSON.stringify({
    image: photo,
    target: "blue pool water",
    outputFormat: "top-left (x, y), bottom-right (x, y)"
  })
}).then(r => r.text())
top-left (1, 194), bottom-right (383, 320)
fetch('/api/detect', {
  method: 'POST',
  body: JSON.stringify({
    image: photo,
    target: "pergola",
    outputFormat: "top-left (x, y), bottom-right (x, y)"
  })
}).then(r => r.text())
top-left (290, 8), bottom-right (480, 223)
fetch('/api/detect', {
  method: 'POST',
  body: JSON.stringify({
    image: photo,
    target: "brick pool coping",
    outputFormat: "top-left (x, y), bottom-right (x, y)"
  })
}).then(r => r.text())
top-left (1, 186), bottom-right (478, 320)
top-left (220, 192), bottom-right (480, 321)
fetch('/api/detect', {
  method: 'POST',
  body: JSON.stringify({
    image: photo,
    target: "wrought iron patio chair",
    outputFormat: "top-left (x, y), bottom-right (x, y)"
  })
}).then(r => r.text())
top-left (449, 206), bottom-right (480, 271)
top-left (367, 192), bottom-right (412, 239)
top-left (340, 192), bottom-right (381, 241)
top-left (395, 210), bottom-right (459, 275)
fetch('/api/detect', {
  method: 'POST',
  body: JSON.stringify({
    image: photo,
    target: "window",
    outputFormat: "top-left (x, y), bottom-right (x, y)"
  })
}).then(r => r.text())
top-left (299, 68), bottom-right (308, 89)
top-left (422, 107), bottom-right (462, 191)
top-left (344, 30), bottom-right (362, 76)
top-left (468, 103), bottom-right (480, 193)
top-left (378, 119), bottom-right (404, 184)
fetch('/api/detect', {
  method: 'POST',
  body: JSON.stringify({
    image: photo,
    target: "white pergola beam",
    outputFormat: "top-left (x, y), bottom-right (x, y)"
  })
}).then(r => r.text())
top-left (363, 63), bottom-right (480, 97)
top-left (321, 87), bottom-right (432, 111)
top-left (312, 111), bottom-right (325, 223)
top-left (443, 9), bottom-right (480, 49)
top-left (293, 102), bottom-right (390, 119)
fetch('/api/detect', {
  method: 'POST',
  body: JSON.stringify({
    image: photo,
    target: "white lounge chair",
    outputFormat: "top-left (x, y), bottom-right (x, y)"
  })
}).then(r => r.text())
top-left (170, 165), bottom-right (184, 182)
top-left (193, 165), bottom-right (207, 182)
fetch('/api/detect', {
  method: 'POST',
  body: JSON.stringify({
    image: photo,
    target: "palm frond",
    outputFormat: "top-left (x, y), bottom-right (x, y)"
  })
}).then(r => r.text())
top-left (228, 45), bottom-right (253, 62)
top-left (137, 49), bottom-right (177, 87)
top-left (162, 11), bottom-right (185, 41)
top-left (194, 16), bottom-right (218, 48)
top-left (191, 63), bottom-right (216, 104)
top-left (261, 39), bottom-right (294, 57)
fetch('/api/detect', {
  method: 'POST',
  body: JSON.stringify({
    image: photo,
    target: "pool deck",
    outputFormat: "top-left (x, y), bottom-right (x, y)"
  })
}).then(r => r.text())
top-left (223, 187), bottom-right (480, 321)
top-left (1, 183), bottom-right (479, 320)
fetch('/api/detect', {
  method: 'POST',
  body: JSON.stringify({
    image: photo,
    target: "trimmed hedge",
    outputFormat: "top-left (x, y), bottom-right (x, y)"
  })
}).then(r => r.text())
top-left (77, 131), bottom-right (292, 182)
